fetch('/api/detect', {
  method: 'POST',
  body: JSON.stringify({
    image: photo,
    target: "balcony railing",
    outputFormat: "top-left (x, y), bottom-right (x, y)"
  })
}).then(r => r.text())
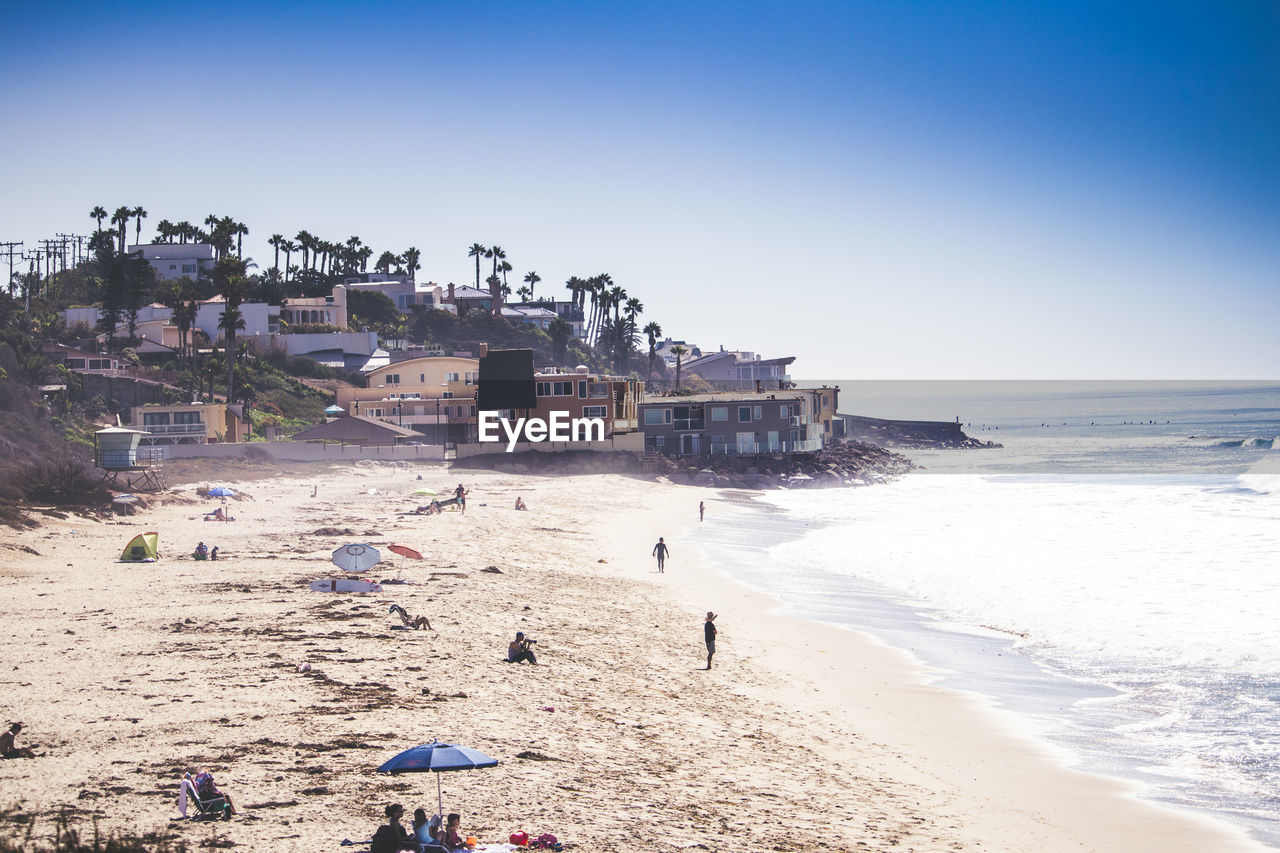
top-left (141, 423), bottom-right (208, 436)
top-left (694, 438), bottom-right (823, 456)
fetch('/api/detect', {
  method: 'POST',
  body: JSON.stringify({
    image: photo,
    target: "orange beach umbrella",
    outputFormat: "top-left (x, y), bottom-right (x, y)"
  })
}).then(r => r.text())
top-left (388, 543), bottom-right (423, 561)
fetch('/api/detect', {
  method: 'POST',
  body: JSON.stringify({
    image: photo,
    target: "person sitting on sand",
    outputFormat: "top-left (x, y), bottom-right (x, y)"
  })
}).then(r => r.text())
top-left (412, 808), bottom-right (441, 845)
top-left (442, 813), bottom-right (467, 851)
top-left (390, 604), bottom-right (433, 631)
top-left (0, 722), bottom-right (34, 759)
top-left (194, 542), bottom-right (208, 558)
top-left (373, 803), bottom-right (423, 852)
top-left (193, 770), bottom-right (236, 814)
top-left (210, 546), bottom-right (219, 561)
top-left (514, 496), bottom-right (528, 511)
top-left (507, 631), bottom-right (537, 665)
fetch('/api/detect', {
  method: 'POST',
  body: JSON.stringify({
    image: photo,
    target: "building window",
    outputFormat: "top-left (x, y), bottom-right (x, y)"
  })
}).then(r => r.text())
top-left (578, 380), bottom-right (588, 399)
top-left (420, 374), bottom-right (425, 383)
top-left (385, 374), bottom-right (400, 385)
top-left (142, 412), bottom-right (170, 426)
top-left (588, 382), bottom-right (609, 399)
top-left (169, 264), bottom-right (177, 271)
top-left (780, 404), bottom-right (789, 420)
top-left (645, 434), bottom-right (665, 451)
top-left (182, 264), bottom-right (196, 273)
top-left (465, 372), bottom-right (478, 384)
top-left (738, 406), bottom-right (752, 423)
top-left (536, 382), bottom-right (551, 397)
top-left (66, 358), bottom-right (86, 369)
top-left (673, 405), bottom-right (704, 431)
top-left (710, 406), bottom-right (728, 422)
top-left (89, 359), bottom-right (111, 370)
top-left (582, 405), bottom-right (607, 419)
top-left (173, 411), bottom-right (201, 425)
top-left (754, 406), bottom-right (763, 420)
top-left (710, 434), bottom-right (726, 452)
top-left (643, 409), bottom-right (671, 426)
top-left (470, 406), bottom-right (476, 417)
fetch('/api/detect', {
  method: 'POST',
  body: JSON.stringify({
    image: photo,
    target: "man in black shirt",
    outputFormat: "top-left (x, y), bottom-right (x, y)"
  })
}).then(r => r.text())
top-left (704, 612), bottom-right (717, 670)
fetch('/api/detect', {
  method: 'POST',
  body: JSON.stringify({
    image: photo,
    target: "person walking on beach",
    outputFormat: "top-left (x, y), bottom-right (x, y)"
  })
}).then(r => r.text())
top-left (652, 537), bottom-right (670, 573)
top-left (704, 612), bottom-right (717, 670)
top-left (699, 501), bottom-right (705, 522)
top-left (455, 483), bottom-right (467, 514)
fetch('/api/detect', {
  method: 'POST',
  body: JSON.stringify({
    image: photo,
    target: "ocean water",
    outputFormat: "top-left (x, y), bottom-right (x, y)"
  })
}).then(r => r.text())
top-left (689, 382), bottom-right (1280, 846)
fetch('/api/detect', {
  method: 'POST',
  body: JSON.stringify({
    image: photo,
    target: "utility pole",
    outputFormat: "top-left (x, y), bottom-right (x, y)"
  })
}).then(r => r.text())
top-left (0, 241), bottom-right (22, 296)
top-left (22, 251), bottom-right (40, 312)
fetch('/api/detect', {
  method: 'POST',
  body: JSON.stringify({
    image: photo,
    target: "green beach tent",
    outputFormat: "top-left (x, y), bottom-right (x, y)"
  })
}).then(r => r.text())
top-left (121, 532), bottom-right (159, 562)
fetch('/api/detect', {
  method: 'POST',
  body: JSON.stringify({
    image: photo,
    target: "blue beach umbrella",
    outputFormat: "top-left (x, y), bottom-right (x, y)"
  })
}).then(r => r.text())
top-left (208, 486), bottom-right (236, 497)
top-left (377, 739), bottom-right (498, 817)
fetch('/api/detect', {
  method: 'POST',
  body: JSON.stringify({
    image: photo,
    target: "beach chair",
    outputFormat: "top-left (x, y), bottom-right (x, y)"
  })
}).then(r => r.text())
top-left (179, 773), bottom-right (232, 820)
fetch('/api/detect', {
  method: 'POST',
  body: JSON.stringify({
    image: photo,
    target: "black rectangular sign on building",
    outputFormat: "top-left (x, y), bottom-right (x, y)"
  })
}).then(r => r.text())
top-left (477, 348), bottom-right (536, 411)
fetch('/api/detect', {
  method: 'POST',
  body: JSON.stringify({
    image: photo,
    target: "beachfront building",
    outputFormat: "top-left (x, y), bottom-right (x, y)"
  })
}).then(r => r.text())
top-left (475, 346), bottom-right (644, 439)
top-left (681, 347), bottom-right (795, 390)
top-left (333, 354), bottom-right (480, 442)
top-left (128, 402), bottom-right (250, 444)
top-left (637, 390), bottom-right (827, 456)
top-left (290, 415), bottom-right (425, 447)
top-left (127, 243), bottom-right (217, 282)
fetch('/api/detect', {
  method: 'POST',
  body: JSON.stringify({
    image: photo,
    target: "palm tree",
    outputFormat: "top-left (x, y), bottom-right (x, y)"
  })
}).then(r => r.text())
top-left (132, 206), bottom-right (148, 247)
top-left (403, 247), bottom-right (421, 281)
top-left (111, 206), bottom-right (132, 252)
top-left (90, 206), bottom-right (108, 233)
top-left (375, 250), bottom-right (398, 274)
top-left (205, 214), bottom-right (221, 254)
top-left (268, 234), bottom-right (284, 272)
top-left (523, 270), bottom-right (541, 301)
top-left (489, 245), bottom-right (505, 279)
top-left (218, 271), bottom-right (249, 404)
top-left (670, 345), bottom-right (687, 388)
top-left (281, 239), bottom-right (298, 282)
top-left (548, 318), bottom-right (571, 365)
top-left (155, 219), bottom-right (175, 243)
top-left (235, 221), bottom-right (249, 259)
top-left (467, 242), bottom-right (486, 288)
top-left (485, 273), bottom-right (502, 309)
top-left (643, 321), bottom-right (662, 377)
top-left (516, 285), bottom-right (531, 302)
top-left (175, 221), bottom-right (194, 243)
top-left (296, 231), bottom-right (314, 271)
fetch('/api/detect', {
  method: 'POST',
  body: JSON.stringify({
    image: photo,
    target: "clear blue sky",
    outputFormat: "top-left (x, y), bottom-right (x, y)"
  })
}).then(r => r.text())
top-left (3, 1), bottom-right (1277, 378)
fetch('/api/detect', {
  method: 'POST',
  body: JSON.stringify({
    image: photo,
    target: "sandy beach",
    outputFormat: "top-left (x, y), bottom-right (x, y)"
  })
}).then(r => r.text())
top-left (0, 460), bottom-right (1266, 852)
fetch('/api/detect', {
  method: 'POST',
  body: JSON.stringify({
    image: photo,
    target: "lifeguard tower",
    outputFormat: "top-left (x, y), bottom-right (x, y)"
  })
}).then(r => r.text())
top-left (94, 427), bottom-right (166, 491)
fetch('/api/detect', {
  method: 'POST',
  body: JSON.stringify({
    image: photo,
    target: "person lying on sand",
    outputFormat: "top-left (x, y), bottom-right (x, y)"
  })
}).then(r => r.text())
top-left (205, 507), bottom-right (224, 521)
top-left (0, 722), bottom-right (35, 759)
top-left (390, 604), bottom-right (433, 630)
top-left (514, 496), bottom-right (528, 511)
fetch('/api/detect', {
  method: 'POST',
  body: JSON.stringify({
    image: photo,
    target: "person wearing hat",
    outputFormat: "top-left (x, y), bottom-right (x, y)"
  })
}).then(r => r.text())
top-left (704, 612), bottom-right (718, 670)
top-left (0, 722), bottom-right (34, 759)
top-left (507, 631), bottom-right (537, 665)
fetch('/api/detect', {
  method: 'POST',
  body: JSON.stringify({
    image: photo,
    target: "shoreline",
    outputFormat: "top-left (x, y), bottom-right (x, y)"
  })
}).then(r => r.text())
top-left (0, 462), bottom-right (1266, 851)
top-left (686, 486), bottom-right (1276, 849)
